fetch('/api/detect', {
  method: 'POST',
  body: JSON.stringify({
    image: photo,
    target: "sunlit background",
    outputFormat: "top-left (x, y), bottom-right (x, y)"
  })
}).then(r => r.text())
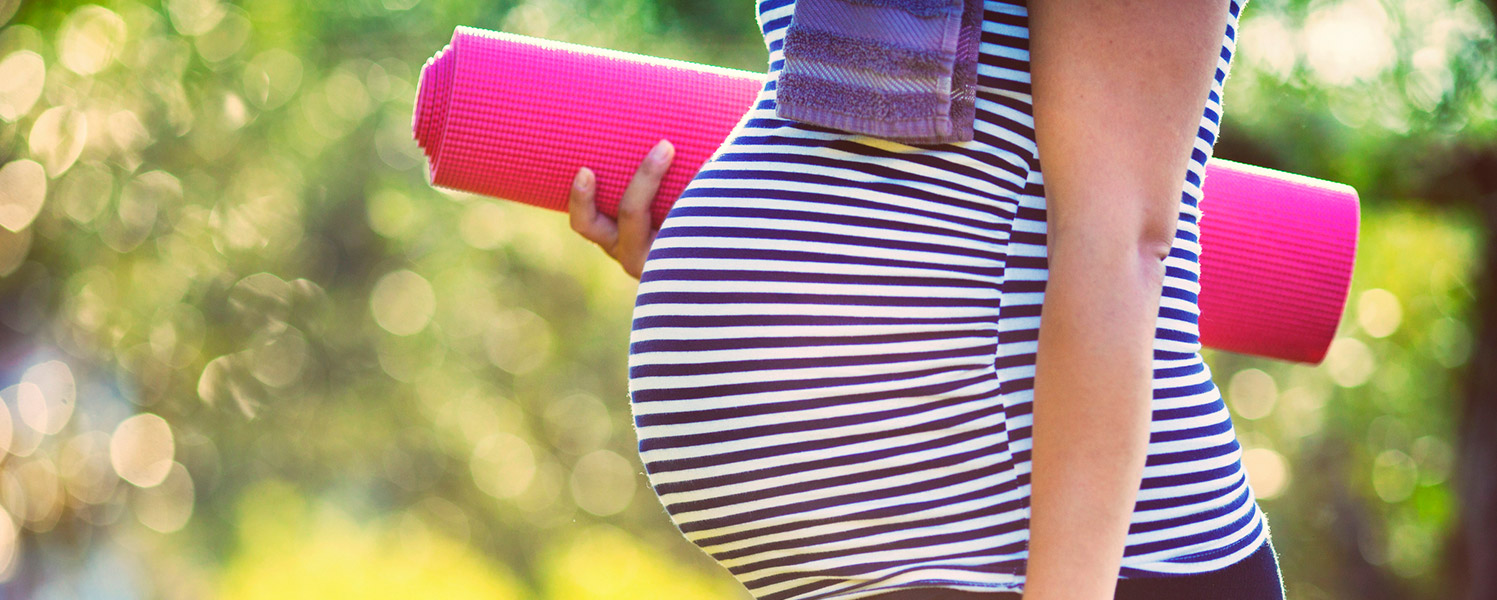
top-left (0, 0), bottom-right (1494, 598)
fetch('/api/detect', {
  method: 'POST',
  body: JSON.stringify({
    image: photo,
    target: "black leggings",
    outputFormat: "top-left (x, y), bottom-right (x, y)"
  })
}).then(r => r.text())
top-left (864, 537), bottom-right (1285, 600)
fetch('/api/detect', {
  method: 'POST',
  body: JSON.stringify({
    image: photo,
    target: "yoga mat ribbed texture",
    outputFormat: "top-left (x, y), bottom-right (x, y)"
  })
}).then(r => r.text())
top-left (1195, 163), bottom-right (1359, 363)
top-left (413, 27), bottom-right (1360, 364)
top-left (415, 26), bottom-right (757, 225)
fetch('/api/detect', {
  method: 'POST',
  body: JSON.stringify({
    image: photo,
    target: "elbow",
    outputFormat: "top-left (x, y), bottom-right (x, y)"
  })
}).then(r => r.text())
top-left (1138, 234), bottom-right (1173, 265)
top-left (1135, 226), bottom-right (1175, 285)
top-left (1047, 204), bottom-right (1178, 283)
top-left (1138, 202), bottom-right (1179, 263)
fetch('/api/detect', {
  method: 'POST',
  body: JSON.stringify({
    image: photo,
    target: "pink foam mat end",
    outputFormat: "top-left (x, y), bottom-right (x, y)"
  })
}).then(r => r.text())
top-left (1198, 160), bottom-right (1360, 363)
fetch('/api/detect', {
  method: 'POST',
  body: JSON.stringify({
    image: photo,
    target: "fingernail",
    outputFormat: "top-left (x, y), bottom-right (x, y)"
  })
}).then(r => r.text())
top-left (573, 167), bottom-right (592, 191)
top-left (649, 139), bottom-right (673, 164)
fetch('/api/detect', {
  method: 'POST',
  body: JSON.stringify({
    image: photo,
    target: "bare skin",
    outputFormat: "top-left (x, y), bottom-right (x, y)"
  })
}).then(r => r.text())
top-left (568, 138), bottom-right (673, 279)
top-left (1023, 2), bottom-right (1229, 599)
top-left (571, 1), bottom-right (1230, 595)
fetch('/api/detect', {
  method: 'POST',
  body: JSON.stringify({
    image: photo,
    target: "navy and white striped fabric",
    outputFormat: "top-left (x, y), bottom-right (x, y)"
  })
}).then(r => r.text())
top-left (627, 1), bottom-right (1266, 598)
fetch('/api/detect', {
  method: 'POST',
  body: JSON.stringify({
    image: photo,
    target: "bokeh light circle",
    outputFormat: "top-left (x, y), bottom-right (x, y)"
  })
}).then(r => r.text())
top-left (0, 51), bottom-right (45, 121)
top-left (1242, 446), bottom-right (1289, 500)
top-left (110, 414), bottom-right (176, 488)
top-left (18, 360), bottom-right (76, 435)
top-left (470, 433), bottom-right (536, 500)
top-left (1357, 288), bottom-right (1402, 338)
top-left (1227, 368), bottom-right (1277, 420)
top-left (58, 5), bottom-right (127, 75)
top-left (28, 107), bottom-right (88, 177)
top-left (0, 506), bottom-right (17, 578)
top-left (371, 269), bottom-right (436, 336)
top-left (1324, 337), bottom-right (1376, 388)
top-left (0, 159), bottom-right (47, 232)
top-left (569, 449), bottom-right (637, 517)
top-left (134, 462), bottom-right (195, 533)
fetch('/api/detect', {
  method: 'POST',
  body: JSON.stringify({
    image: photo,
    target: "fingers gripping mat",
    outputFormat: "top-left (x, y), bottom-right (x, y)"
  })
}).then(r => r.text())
top-left (413, 27), bottom-right (1360, 364)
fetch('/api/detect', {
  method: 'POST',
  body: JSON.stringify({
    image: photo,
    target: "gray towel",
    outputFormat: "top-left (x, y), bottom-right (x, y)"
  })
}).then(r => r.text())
top-left (775, 0), bottom-right (985, 144)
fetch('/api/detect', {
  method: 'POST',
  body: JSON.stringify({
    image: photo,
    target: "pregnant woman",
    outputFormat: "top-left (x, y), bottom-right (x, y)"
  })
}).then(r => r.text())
top-left (568, 0), bottom-right (1286, 598)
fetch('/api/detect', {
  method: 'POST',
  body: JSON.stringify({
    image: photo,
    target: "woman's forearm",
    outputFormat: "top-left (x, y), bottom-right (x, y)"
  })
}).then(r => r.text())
top-left (1021, 239), bottom-right (1165, 600)
top-left (1023, 1), bottom-right (1230, 599)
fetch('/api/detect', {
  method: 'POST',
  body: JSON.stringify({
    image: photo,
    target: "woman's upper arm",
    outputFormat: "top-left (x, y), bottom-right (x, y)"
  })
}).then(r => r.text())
top-left (1028, 0), bottom-right (1230, 257)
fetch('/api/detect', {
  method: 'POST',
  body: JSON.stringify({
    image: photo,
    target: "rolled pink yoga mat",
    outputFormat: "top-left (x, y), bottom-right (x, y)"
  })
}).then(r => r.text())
top-left (413, 27), bottom-right (1360, 364)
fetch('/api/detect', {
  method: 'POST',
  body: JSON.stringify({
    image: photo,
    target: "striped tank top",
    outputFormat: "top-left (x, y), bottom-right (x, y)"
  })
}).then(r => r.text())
top-left (627, 1), bottom-right (1267, 598)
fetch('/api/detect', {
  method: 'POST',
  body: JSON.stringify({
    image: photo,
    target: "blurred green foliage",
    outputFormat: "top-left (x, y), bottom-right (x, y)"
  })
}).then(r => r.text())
top-left (0, 0), bottom-right (1491, 598)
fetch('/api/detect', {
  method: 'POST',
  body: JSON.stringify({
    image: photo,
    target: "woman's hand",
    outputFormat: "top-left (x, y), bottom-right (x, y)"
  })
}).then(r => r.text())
top-left (568, 139), bottom-right (675, 279)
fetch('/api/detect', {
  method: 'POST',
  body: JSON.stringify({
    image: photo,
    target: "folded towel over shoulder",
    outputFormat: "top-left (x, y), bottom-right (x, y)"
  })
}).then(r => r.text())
top-left (775, 0), bottom-right (985, 144)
